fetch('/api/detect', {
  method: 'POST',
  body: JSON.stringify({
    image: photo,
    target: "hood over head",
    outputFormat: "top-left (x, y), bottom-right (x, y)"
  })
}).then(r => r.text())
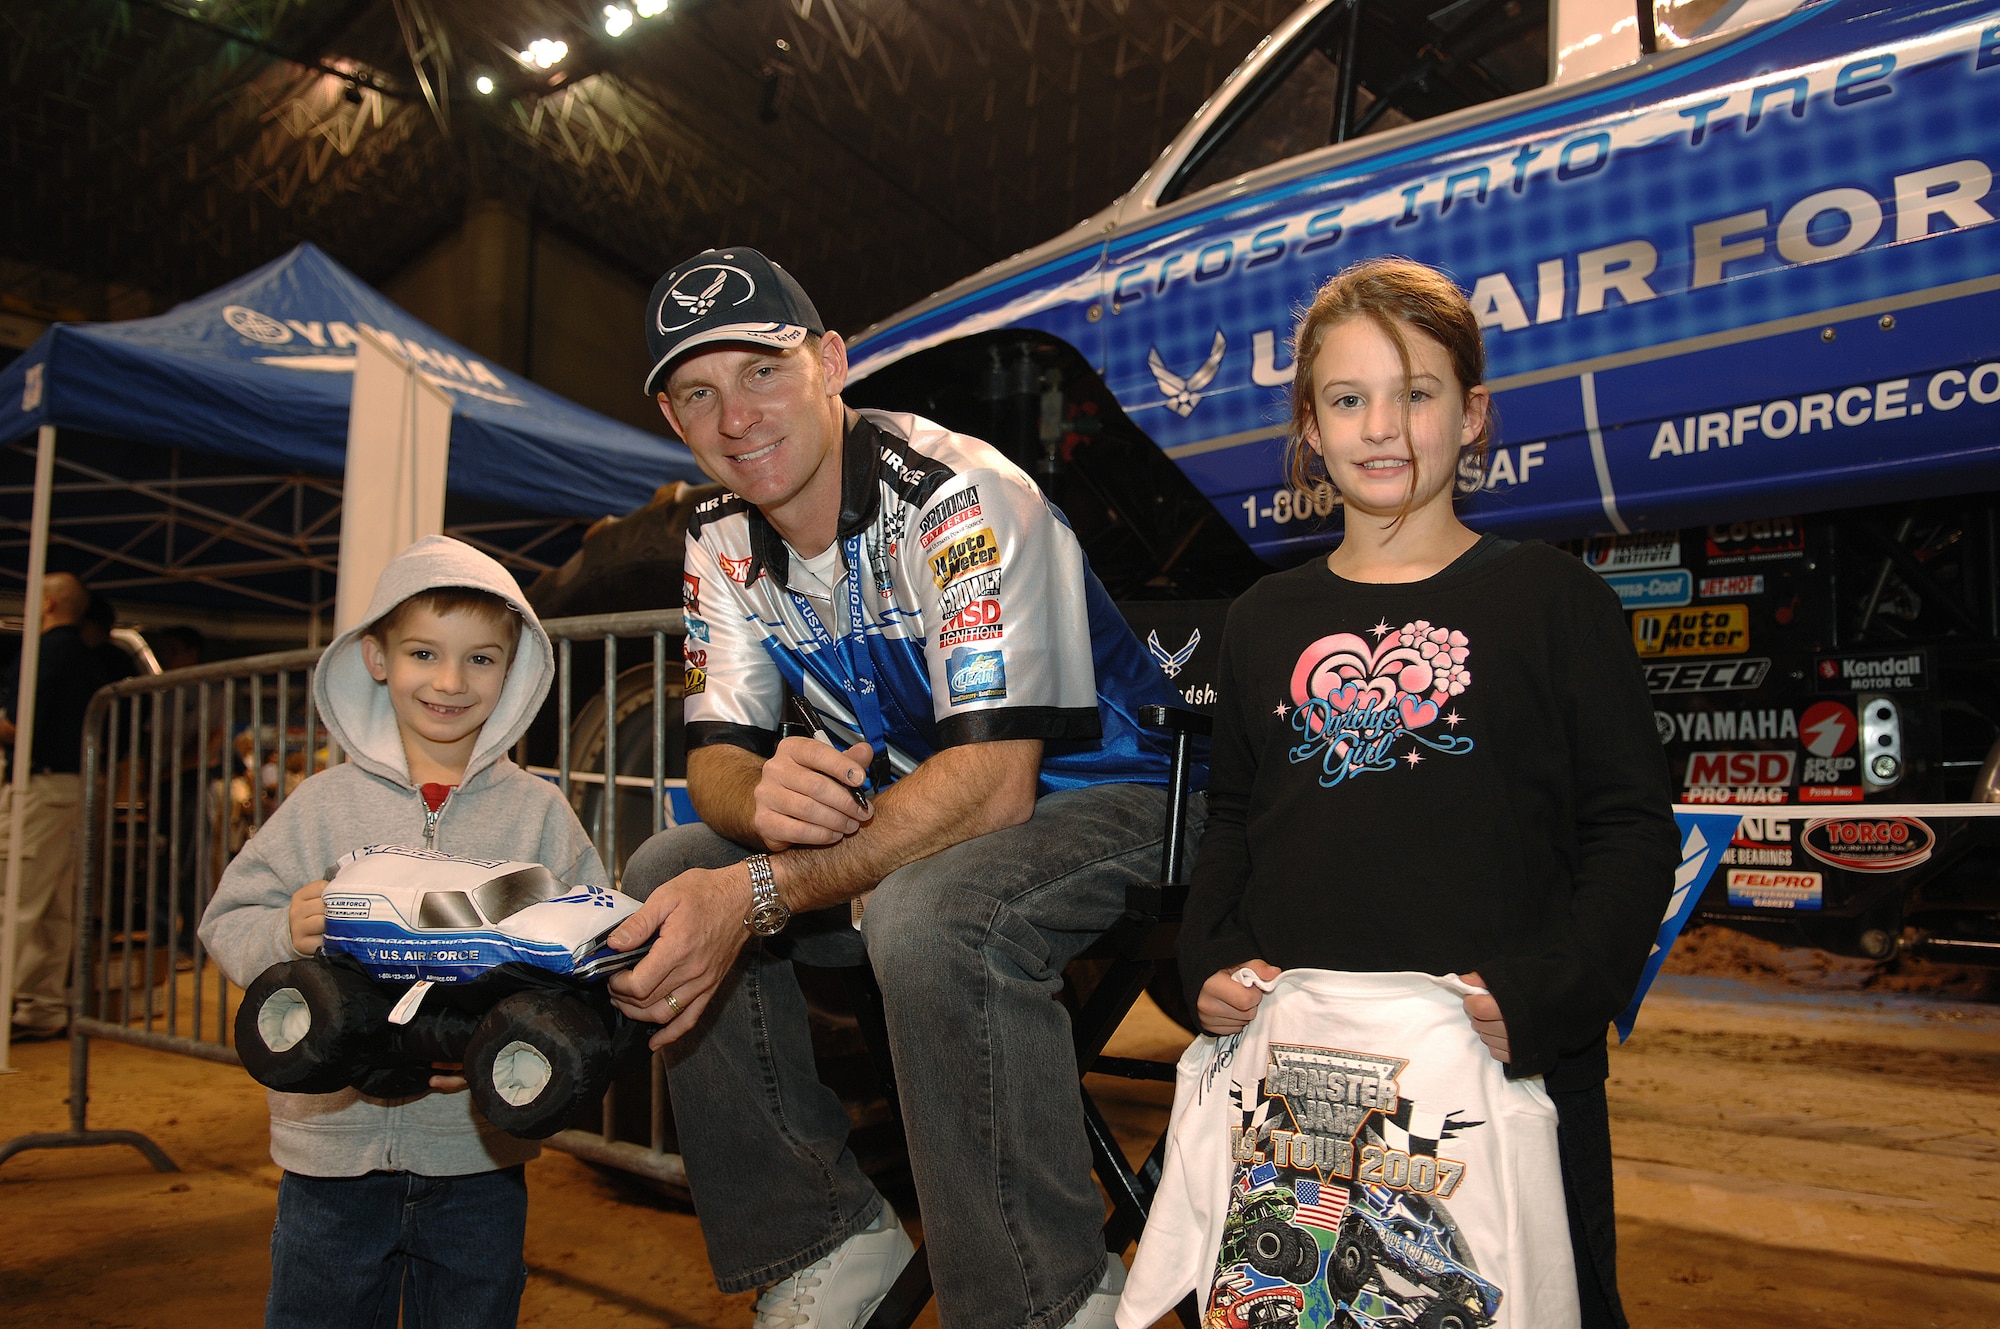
top-left (314, 535), bottom-right (554, 787)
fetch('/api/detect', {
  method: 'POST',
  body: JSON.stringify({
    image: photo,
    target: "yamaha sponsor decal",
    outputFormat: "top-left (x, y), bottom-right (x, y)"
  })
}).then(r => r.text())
top-left (1801, 817), bottom-right (1935, 873)
top-left (1644, 657), bottom-right (1771, 694)
top-left (1814, 649), bottom-right (1929, 693)
top-left (1726, 868), bottom-right (1823, 910)
top-left (1660, 708), bottom-right (1795, 744)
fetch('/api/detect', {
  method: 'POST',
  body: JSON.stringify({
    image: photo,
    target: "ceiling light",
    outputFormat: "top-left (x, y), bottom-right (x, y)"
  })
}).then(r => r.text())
top-left (634, 0), bottom-right (670, 17)
top-left (603, 6), bottom-right (634, 36)
top-left (475, 74), bottom-right (495, 94)
top-left (519, 39), bottom-right (569, 69)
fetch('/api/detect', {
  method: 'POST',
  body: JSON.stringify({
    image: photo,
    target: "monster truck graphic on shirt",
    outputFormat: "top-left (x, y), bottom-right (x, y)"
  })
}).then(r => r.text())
top-left (1206, 1042), bottom-right (1500, 1329)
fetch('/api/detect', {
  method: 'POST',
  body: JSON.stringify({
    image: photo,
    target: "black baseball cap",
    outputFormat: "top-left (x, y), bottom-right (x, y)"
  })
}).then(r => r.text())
top-left (642, 247), bottom-right (825, 395)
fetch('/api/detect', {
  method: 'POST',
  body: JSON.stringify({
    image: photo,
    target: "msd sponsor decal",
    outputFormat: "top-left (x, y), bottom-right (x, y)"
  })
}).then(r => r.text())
top-left (1704, 517), bottom-right (1805, 566)
top-left (1801, 817), bottom-right (1935, 873)
top-left (1726, 868), bottom-right (1823, 910)
top-left (1814, 649), bottom-right (1930, 693)
top-left (1686, 750), bottom-right (1795, 786)
top-left (1605, 569), bottom-right (1692, 610)
top-left (1699, 574), bottom-right (1765, 598)
top-left (1582, 532), bottom-right (1679, 573)
top-left (918, 486), bottom-right (982, 550)
top-left (937, 597), bottom-right (1004, 648)
top-left (1633, 604), bottom-right (1749, 657)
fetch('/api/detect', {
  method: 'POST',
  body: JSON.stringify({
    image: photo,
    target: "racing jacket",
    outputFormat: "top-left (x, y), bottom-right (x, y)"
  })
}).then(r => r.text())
top-left (681, 409), bottom-right (1188, 792)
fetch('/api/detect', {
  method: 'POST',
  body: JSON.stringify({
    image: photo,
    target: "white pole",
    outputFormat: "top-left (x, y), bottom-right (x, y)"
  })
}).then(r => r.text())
top-left (0, 424), bottom-right (57, 1074)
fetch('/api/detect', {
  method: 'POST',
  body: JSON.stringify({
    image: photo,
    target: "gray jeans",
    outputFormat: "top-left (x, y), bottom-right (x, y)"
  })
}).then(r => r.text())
top-left (625, 781), bottom-right (1196, 1329)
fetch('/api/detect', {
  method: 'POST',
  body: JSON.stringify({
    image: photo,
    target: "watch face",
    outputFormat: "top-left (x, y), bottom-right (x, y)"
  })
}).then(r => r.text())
top-left (748, 902), bottom-right (790, 936)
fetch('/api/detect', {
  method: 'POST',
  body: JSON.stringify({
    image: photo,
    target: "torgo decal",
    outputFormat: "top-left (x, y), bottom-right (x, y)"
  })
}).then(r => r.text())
top-left (1685, 749), bottom-right (1796, 787)
top-left (1703, 518), bottom-right (1806, 565)
top-left (1633, 604), bottom-right (1750, 657)
top-left (1801, 817), bottom-right (1935, 873)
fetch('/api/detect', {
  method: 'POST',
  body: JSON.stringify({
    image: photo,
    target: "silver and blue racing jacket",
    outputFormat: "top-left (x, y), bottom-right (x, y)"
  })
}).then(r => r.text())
top-left (681, 409), bottom-right (1192, 793)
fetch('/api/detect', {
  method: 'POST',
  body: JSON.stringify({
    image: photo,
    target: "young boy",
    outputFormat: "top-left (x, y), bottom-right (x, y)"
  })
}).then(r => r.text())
top-left (200, 535), bottom-right (608, 1328)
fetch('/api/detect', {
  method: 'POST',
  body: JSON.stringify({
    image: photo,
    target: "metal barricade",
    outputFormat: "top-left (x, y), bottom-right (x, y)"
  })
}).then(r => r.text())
top-left (0, 608), bottom-right (688, 1184)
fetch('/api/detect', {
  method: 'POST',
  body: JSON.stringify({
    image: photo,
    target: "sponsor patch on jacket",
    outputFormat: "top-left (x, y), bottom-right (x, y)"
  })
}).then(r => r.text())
top-left (683, 665), bottom-right (706, 695)
top-left (930, 526), bottom-right (1000, 588)
top-left (684, 616), bottom-right (710, 643)
top-left (946, 647), bottom-right (1006, 703)
top-left (939, 569), bottom-right (1003, 619)
top-left (918, 486), bottom-right (982, 549)
top-left (938, 597), bottom-right (1004, 648)
top-left (682, 573), bottom-right (700, 613)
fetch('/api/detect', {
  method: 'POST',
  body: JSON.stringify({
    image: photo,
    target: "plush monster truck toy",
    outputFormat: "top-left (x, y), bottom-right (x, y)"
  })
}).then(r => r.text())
top-left (235, 846), bottom-right (654, 1138)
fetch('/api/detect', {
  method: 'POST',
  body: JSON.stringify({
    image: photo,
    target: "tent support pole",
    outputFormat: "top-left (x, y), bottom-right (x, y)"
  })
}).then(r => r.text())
top-left (1, 425), bottom-right (57, 1074)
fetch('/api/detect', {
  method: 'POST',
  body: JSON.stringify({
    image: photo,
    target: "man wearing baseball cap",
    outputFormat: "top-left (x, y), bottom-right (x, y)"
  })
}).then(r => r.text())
top-left (608, 247), bottom-right (1200, 1329)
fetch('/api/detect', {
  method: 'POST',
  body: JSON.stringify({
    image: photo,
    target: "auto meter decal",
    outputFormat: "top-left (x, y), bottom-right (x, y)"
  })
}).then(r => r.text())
top-left (1632, 604), bottom-right (1749, 657)
top-left (1801, 817), bottom-right (1935, 873)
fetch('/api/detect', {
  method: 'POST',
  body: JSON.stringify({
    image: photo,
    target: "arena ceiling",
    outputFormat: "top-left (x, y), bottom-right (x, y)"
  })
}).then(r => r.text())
top-left (3, 0), bottom-right (1290, 332)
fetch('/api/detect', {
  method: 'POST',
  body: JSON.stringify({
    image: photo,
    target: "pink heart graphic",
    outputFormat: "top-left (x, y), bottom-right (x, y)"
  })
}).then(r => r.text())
top-left (1290, 623), bottom-right (1471, 742)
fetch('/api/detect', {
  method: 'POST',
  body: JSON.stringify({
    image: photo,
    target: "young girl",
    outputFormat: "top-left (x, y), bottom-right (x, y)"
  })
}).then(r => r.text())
top-left (1174, 258), bottom-right (1678, 1328)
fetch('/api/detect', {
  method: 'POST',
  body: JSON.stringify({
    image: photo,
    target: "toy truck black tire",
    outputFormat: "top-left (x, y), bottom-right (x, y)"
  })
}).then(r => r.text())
top-left (465, 990), bottom-right (614, 1138)
top-left (1328, 1214), bottom-right (1374, 1300)
top-left (236, 958), bottom-right (392, 1094)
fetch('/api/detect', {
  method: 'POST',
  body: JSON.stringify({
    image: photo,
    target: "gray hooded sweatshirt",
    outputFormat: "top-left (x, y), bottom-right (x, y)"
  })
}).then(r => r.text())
top-left (200, 534), bottom-right (608, 1177)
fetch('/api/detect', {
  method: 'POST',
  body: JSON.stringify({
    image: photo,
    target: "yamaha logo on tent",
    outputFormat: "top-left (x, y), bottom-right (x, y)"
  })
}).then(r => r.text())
top-left (657, 264), bottom-right (756, 333)
top-left (224, 304), bottom-right (294, 344)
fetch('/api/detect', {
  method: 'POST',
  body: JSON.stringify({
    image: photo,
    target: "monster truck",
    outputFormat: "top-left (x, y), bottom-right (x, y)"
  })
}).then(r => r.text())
top-left (234, 846), bottom-right (653, 1138)
top-left (1328, 1184), bottom-right (1501, 1329)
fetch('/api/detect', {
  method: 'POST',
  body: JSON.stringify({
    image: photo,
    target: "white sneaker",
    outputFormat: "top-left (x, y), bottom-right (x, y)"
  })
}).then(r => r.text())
top-left (753, 1202), bottom-right (916, 1329)
top-left (1059, 1257), bottom-right (1126, 1329)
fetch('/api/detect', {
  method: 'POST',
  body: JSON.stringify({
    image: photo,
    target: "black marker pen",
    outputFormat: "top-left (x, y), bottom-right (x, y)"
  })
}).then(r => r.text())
top-left (785, 694), bottom-right (874, 811)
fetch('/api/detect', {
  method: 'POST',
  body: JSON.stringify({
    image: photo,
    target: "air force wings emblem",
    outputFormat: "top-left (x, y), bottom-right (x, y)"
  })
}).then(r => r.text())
top-left (674, 271), bottom-right (729, 318)
top-left (1148, 330), bottom-right (1226, 418)
top-left (1147, 628), bottom-right (1200, 678)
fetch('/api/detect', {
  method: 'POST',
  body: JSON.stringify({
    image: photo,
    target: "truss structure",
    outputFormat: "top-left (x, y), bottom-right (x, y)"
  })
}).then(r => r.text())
top-left (0, 436), bottom-right (583, 617)
top-left (3, 0), bottom-right (1282, 330)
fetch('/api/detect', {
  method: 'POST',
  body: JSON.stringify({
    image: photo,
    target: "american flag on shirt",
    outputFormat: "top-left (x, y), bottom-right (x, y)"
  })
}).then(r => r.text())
top-left (1292, 1177), bottom-right (1348, 1231)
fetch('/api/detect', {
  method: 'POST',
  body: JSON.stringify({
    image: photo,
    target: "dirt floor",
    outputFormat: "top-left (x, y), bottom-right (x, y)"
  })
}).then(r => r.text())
top-left (3, 926), bottom-right (1998, 1328)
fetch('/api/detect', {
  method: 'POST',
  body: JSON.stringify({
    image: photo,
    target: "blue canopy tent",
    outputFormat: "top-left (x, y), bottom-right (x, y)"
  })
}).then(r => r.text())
top-left (0, 242), bottom-right (705, 619)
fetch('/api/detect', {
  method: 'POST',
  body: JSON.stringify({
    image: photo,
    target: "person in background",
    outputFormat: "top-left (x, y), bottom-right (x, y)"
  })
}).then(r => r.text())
top-left (2, 571), bottom-right (108, 1039)
top-left (147, 625), bottom-right (206, 674)
top-left (79, 592), bottom-right (139, 684)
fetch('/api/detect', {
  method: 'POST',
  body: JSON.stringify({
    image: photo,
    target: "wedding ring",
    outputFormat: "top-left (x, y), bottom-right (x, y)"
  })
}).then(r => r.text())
top-left (665, 992), bottom-right (682, 1015)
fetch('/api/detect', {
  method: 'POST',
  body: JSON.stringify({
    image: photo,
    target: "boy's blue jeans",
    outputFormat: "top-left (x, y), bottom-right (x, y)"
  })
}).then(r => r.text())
top-left (267, 1165), bottom-right (528, 1329)
top-left (627, 782), bottom-right (1198, 1329)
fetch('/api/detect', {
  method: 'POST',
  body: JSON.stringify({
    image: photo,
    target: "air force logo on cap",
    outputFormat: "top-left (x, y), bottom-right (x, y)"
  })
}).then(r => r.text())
top-left (643, 247), bottom-right (827, 396)
top-left (656, 264), bottom-right (756, 334)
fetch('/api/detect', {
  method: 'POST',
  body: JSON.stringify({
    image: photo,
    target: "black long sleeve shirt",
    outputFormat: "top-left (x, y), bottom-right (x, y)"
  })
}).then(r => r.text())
top-left (1178, 539), bottom-right (1678, 1090)
top-left (4, 625), bottom-right (106, 774)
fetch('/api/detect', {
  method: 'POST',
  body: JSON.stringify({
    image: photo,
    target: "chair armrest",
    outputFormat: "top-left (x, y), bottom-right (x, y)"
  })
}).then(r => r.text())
top-left (1139, 705), bottom-right (1212, 737)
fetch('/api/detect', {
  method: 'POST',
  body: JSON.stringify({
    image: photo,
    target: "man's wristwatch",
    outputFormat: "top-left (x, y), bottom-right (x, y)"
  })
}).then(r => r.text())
top-left (742, 854), bottom-right (790, 936)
